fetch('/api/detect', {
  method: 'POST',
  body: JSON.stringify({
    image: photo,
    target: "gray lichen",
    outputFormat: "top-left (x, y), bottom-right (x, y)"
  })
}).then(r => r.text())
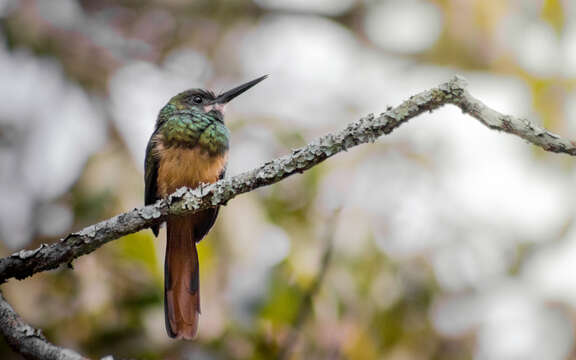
top-left (2, 74), bottom-right (576, 360)
top-left (2, 75), bottom-right (576, 287)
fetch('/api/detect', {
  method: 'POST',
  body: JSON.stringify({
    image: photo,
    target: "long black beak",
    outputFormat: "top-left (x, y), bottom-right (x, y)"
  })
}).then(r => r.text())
top-left (215, 75), bottom-right (268, 104)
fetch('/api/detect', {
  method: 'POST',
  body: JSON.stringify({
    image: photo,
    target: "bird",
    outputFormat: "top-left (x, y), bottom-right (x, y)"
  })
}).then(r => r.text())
top-left (144, 75), bottom-right (267, 339)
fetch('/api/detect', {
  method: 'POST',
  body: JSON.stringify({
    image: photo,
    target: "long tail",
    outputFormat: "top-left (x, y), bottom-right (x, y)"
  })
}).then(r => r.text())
top-left (165, 215), bottom-right (200, 340)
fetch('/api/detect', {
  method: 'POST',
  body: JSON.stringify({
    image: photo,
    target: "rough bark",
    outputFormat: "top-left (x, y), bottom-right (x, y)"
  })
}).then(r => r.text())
top-left (0, 291), bottom-right (87, 360)
top-left (4, 76), bottom-right (571, 284)
top-left (1, 76), bottom-right (574, 358)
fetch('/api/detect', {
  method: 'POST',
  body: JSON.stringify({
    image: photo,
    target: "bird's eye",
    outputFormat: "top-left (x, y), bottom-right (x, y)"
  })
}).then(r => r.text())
top-left (192, 96), bottom-right (203, 104)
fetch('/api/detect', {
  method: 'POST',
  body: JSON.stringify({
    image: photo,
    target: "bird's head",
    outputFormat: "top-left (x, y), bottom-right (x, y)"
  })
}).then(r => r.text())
top-left (171, 75), bottom-right (268, 118)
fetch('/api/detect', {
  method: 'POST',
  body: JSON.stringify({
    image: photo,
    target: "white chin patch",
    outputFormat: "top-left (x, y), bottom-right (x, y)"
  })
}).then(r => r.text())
top-left (204, 103), bottom-right (227, 113)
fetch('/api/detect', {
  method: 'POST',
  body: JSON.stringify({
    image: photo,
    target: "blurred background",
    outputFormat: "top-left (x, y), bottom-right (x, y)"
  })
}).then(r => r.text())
top-left (1, 0), bottom-right (576, 359)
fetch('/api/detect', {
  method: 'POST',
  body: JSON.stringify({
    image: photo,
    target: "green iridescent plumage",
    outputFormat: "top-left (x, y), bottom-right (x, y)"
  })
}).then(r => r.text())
top-left (144, 89), bottom-right (230, 237)
top-left (143, 76), bottom-right (267, 339)
top-left (156, 98), bottom-right (230, 156)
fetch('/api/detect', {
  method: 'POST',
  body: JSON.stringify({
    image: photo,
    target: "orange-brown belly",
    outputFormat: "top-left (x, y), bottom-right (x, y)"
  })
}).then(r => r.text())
top-left (157, 146), bottom-right (228, 196)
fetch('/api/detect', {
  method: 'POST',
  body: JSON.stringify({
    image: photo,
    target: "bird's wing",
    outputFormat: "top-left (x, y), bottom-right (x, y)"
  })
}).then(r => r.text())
top-left (145, 136), bottom-right (160, 236)
top-left (192, 168), bottom-right (226, 242)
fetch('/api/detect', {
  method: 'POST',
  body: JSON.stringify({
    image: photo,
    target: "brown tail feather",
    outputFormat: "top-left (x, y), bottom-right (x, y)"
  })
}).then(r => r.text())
top-left (165, 215), bottom-right (200, 340)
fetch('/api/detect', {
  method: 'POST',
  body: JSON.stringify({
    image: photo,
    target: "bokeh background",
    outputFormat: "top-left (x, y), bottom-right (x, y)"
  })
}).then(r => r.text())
top-left (1, 0), bottom-right (576, 359)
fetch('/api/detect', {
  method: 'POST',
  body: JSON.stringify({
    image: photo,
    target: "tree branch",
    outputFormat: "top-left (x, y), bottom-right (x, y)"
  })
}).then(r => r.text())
top-left (0, 76), bottom-right (574, 284)
top-left (1, 75), bottom-right (575, 359)
top-left (0, 290), bottom-right (86, 360)
top-left (452, 83), bottom-right (576, 155)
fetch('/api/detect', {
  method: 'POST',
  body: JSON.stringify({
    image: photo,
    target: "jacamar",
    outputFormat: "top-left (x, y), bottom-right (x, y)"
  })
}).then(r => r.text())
top-left (144, 75), bottom-right (267, 339)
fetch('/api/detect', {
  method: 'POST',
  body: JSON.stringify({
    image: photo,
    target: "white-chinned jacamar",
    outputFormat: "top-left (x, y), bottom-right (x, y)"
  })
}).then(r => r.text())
top-left (144, 75), bottom-right (267, 339)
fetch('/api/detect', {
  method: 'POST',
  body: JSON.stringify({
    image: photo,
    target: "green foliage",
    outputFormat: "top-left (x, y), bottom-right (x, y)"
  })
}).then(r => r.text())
top-left (116, 232), bottom-right (161, 282)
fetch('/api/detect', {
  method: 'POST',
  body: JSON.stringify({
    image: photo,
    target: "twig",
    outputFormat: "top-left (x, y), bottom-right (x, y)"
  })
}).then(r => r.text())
top-left (278, 210), bottom-right (339, 360)
top-left (0, 290), bottom-right (87, 360)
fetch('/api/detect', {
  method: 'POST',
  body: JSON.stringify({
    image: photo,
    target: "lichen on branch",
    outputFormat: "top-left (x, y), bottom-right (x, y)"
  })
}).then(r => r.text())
top-left (1, 76), bottom-right (575, 359)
